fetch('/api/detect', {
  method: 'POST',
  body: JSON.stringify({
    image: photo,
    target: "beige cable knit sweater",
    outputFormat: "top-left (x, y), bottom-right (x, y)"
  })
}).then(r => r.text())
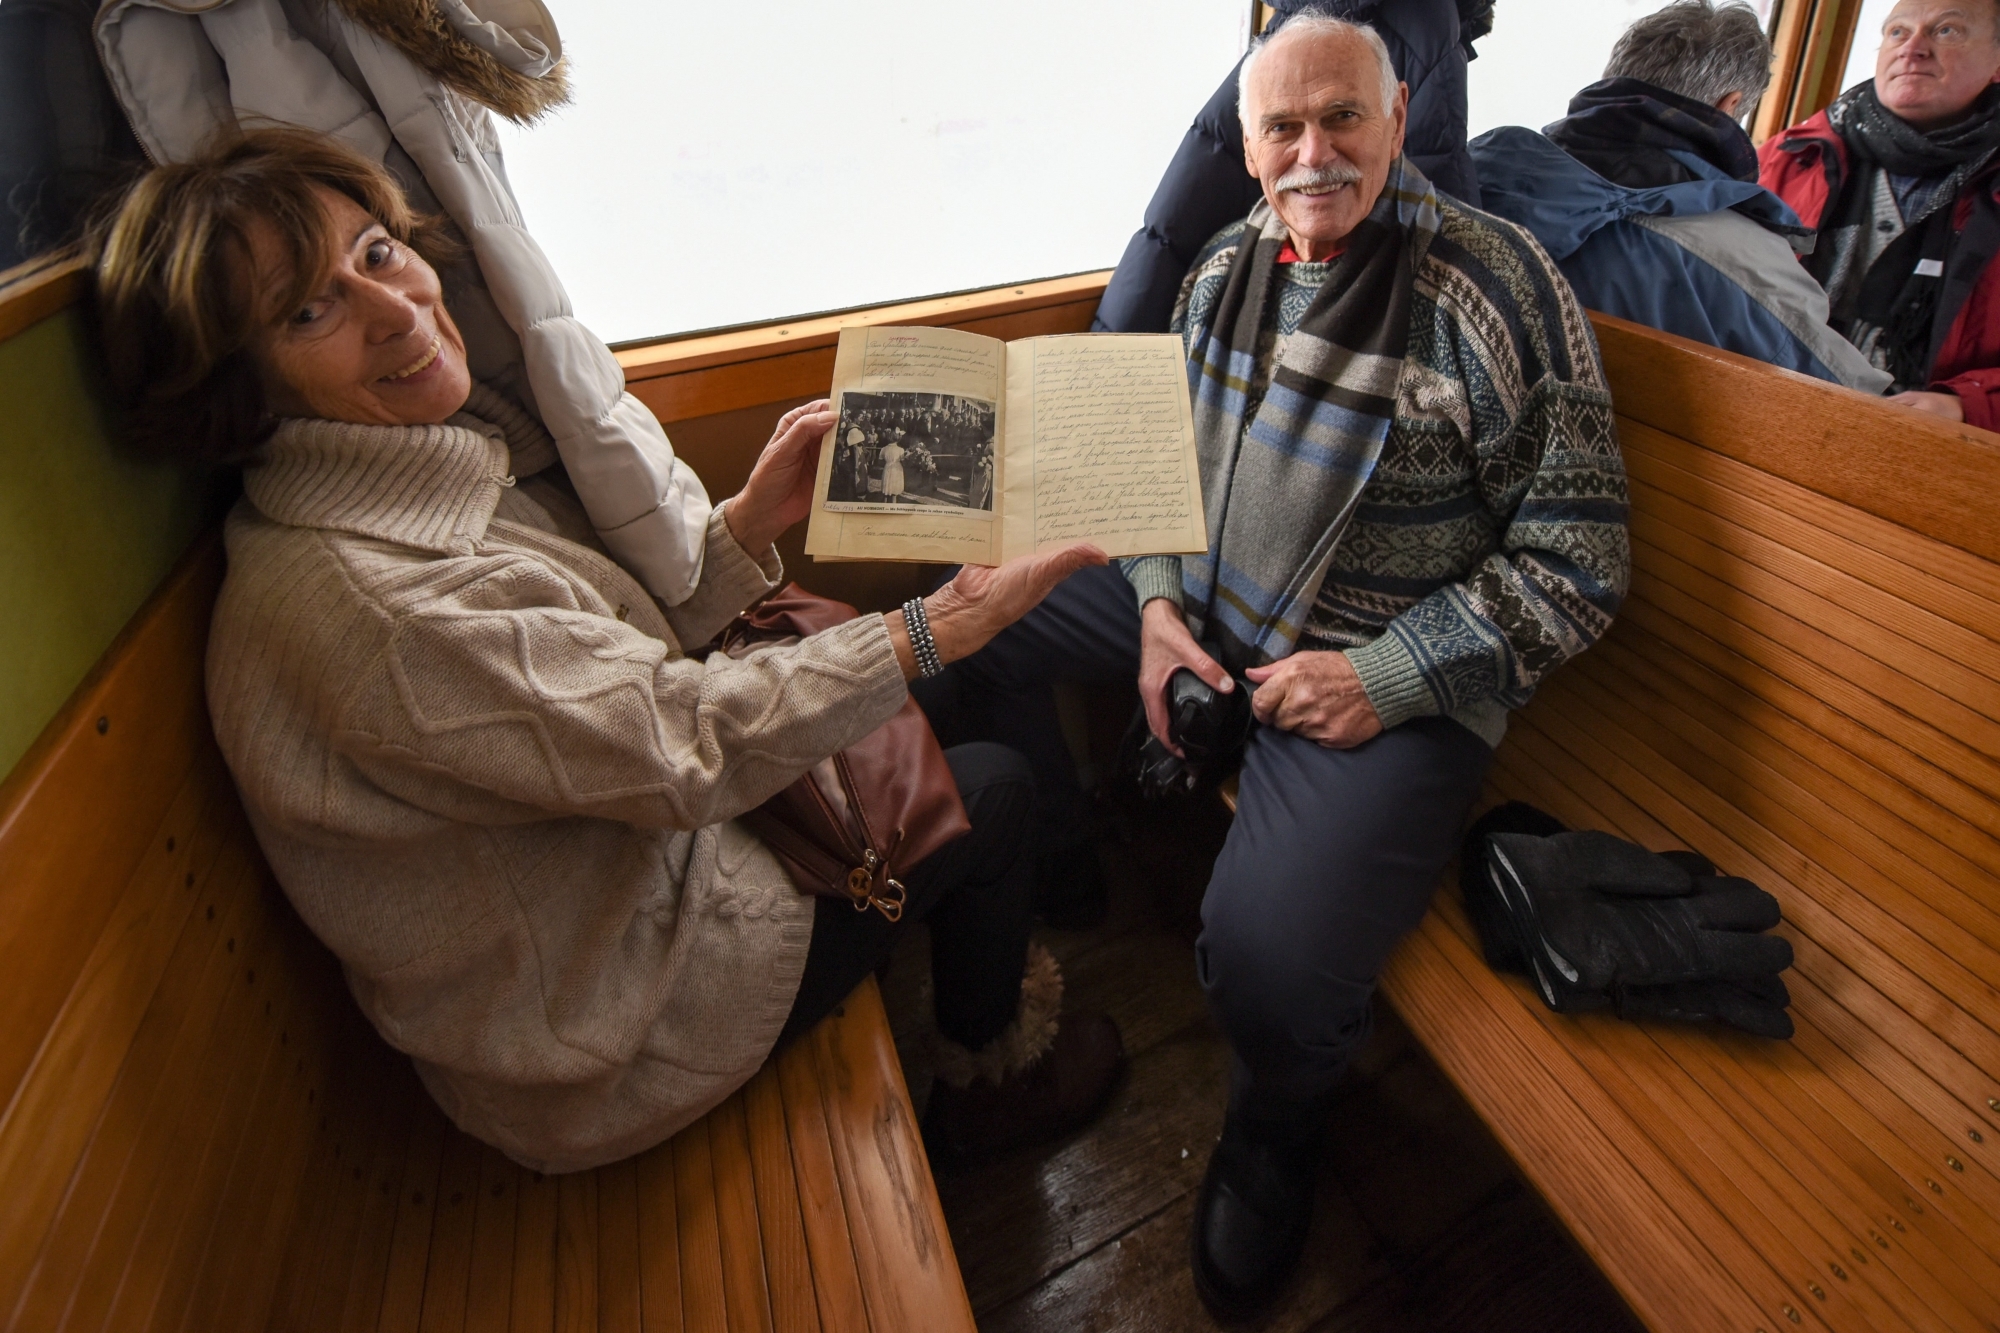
top-left (206, 391), bottom-right (908, 1172)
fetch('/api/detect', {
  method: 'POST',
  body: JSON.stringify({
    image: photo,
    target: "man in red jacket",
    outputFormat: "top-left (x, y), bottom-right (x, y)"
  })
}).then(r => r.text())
top-left (1761, 0), bottom-right (2000, 426)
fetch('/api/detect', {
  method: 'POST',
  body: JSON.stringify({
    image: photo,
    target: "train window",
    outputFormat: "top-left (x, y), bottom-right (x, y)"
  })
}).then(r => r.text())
top-left (495, 1), bottom-right (1250, 344)
top-left (1467, 0), bottom-right (1781, 138)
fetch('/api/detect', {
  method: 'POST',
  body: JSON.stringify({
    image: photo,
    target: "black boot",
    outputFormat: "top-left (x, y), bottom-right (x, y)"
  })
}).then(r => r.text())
top-left (1190, 1100), bottom-right (1322, 1319)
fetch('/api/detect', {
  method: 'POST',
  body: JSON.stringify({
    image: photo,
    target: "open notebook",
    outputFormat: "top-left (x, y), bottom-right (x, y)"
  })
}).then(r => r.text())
top-left (806, 325), bottom-right (1208, 564)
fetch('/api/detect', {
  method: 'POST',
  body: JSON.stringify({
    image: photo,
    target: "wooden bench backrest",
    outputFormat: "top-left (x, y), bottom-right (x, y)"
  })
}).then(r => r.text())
top-left (0, 538), bottom-right (348, 1330)
top-left (1381, 315), bottom-right (2000, 1332)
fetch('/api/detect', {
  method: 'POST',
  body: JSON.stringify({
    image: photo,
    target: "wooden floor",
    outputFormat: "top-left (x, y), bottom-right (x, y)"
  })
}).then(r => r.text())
top-left (878, 785), bottom-right (1649, 1333)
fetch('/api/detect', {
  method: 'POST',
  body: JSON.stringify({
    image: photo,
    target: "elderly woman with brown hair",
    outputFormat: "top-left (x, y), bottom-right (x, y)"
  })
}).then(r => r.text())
top-left (87, 127), bottom-right (1122, 1174)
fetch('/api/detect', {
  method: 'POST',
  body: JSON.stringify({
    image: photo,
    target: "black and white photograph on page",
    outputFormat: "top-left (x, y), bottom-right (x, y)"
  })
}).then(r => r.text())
top-left (825, 391), bottom-right (997, 512)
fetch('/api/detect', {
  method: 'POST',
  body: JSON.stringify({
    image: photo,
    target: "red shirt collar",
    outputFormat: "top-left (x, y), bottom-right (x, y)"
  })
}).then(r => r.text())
top-left (1277, 240), bottom-right (1342, 264)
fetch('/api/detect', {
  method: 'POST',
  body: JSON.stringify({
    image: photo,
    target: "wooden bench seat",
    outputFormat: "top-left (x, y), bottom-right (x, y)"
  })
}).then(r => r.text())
top-left (0, 539), bottom-right (976, 1333)
top-left (1222, 316), bottom-right (2000, 1333)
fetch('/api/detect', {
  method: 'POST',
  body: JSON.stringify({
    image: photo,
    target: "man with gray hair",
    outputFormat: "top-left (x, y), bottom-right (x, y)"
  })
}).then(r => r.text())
top-left (1469, 0), bottom-right (1891, 389)
top-left (1561, 0), bottom-right (1775, 185)
top-left (918, 15), bottom-right (1629, 1317)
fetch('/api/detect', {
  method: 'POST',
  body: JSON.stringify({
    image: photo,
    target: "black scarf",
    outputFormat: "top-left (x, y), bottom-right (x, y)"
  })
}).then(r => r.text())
top-left (1832, 79), bottom-right (2000, 176)
top-left (1814, 81), bottom-right (2000, 388)
top-left (1545, 77), bottom-right (1759, 187)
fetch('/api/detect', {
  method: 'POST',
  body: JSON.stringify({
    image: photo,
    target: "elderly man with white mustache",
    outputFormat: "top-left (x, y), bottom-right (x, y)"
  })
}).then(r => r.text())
top-left (916, 16), bottom-right (1629, 1315)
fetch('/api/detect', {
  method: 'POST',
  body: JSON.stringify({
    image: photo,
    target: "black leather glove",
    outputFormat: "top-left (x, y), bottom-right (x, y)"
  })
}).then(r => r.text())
top-left (1464, 807), bottom-right (1735, 976)
top-left (1460, 801), bottom-right (1567, 972)
top-left (1463, 805), bottom-right (1794, 1038)
top-left (1486, 829), bottom-right (1793, 1000)
top-left (1613, 850), bottom-right (1795, 1037)
top-left (1615, 976), bottom-right (1796, 1040)
top-left (1122, 647), bottom-right (1251, 799)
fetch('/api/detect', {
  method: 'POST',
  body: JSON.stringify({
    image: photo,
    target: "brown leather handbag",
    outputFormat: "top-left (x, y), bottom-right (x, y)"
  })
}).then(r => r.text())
top-left (720, 585), bottom-right (969, 921)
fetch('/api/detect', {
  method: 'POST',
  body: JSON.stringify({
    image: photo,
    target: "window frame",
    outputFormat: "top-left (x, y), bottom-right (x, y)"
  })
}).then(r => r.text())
top-left (1755, 0), bottom-right (1872, 141)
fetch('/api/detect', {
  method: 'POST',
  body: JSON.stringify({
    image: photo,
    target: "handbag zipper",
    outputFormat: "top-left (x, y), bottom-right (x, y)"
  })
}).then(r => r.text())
top-left (828, 752), bottom-right (908, 921)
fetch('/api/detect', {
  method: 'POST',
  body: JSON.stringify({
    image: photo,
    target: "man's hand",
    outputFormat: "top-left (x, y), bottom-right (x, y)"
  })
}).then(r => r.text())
top-left (1887, 390), bottom-right (1966, 422)
top-left (724, 400), bottom-right (834, 553)
top-left (1244, 650), bottom-right (1382, 749)
top-left (1138, 598), bottom-right (1231, 754)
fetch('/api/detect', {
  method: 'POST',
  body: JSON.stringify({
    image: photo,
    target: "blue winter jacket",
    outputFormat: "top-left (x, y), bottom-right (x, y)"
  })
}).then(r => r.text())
top-left (1469, 126), bottom-right (1891, 392)
top-left (1092, 0), bottom-right (1477, 333)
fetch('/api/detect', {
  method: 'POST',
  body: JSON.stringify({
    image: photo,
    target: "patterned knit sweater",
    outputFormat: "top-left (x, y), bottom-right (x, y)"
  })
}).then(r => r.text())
top-left (1124, 202), bottom-right (1631, 745)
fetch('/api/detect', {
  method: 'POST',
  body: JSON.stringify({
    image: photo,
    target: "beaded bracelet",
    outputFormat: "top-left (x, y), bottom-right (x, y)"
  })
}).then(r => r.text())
top-left (901, 597), bottom-right (944, 678)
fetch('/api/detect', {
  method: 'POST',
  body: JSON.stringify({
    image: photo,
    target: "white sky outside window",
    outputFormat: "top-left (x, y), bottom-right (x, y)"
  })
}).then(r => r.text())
top-left (495, 1), bottom-right (1247, 345)
top-left (498, 1), bottom-right (1810, 348)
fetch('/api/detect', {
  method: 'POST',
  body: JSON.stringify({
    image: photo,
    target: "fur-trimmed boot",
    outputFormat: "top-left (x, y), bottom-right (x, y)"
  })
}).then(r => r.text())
top-left (921, 943), bottom-right (1125, 1168)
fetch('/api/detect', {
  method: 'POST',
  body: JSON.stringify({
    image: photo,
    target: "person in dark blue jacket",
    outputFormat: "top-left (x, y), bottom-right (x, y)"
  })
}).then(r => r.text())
top-left (1471, 0), bottom-right (1890, 391)
top-left (1092, 0), bottom-right (1491, 333)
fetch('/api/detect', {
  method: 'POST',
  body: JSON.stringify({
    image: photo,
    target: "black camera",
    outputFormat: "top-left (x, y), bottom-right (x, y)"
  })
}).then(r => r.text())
top-left (1122, 648), bottom-right (1252, 799)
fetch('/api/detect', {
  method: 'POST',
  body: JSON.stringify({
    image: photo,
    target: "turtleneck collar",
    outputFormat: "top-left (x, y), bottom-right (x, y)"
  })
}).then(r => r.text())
top-left (244, 407), bottom-right (517, 556)
top-left (461, 381), bottom-right (559, 477)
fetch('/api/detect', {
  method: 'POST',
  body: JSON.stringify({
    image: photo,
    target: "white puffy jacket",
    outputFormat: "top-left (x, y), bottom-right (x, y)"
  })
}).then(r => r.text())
top-left (94, 0), bottom-right (713, 604)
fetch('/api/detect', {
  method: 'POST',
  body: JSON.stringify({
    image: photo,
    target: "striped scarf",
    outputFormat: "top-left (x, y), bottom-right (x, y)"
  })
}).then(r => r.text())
top-left (1181, 155), bottom-right (1443, 671)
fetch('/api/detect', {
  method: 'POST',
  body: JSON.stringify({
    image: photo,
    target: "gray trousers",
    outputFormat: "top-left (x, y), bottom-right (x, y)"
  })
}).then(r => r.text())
top-left (916, 565), bottom-right (1493, 1119)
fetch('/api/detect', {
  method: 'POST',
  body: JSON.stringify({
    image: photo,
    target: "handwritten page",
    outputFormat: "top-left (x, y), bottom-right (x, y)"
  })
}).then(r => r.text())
top-left (1002, 335), bottom-right (1206, 560)
top-left (806, 326), bottom-right (1006, 564)
top-left (858, 334), bottom-right (999, 388)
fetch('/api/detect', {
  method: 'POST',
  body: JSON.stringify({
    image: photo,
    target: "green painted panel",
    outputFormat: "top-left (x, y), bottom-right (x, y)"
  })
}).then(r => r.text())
top-left (0, 308), bottom-right (228, 777)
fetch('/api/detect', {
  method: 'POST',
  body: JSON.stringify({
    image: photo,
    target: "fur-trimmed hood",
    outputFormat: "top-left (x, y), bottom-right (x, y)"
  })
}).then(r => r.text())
top-left (96, 0), bottom-right (567, 131)
top-left (334, 0), bottom-right (568, 123)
